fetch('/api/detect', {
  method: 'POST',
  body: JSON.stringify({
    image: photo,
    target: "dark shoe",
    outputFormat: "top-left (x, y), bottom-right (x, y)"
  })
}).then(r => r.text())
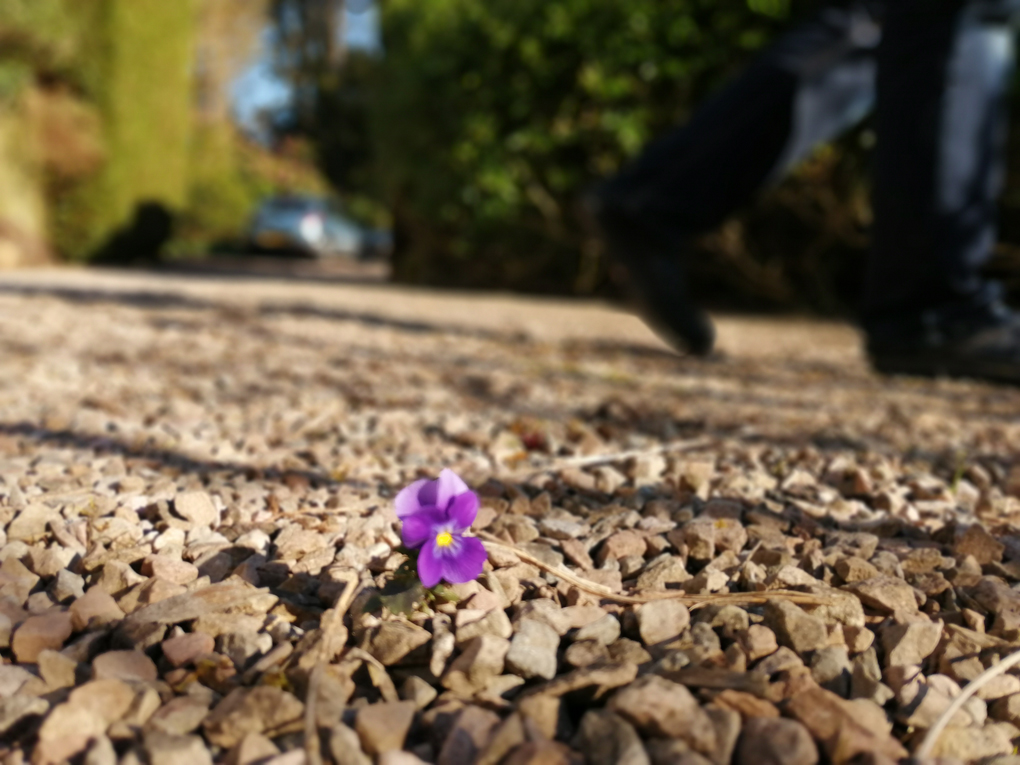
top-left (867, 303), bottom-right (1020, 384)
top-left (584, 191), bottom-right (715, 356)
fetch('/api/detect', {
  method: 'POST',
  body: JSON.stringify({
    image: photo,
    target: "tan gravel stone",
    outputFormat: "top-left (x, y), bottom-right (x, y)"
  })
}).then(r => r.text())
top-left (736, 717), bottom-right (818, 765)
top-left (34, 702), bottom-right (107, 765)
top-left (681, 567), bottom-right (729, 594)
top-left (203, 686), bottom-right (304, 748)
top-left (124, 685), bottom-right (162, 726)
top-left (144, 731), bottom-right (213, 765)
top-left (833, 556), bottom-right (878, 583)
top-left (973, 673), bottom-right (1020, 701)
top-left (900, 547), bottom-right (946, 575)
top-left (147, 696), bottom-right (210, 735)
top-left (70, 587), bottom-right (125, 631)
top-left (561, 539), bottom-right (594, 570)
top-left (93, 650), bottom-right (158, 682)
top-left (575, 614), bottom-right (621, 646)
top-left (991, 693), bottom-right (1020, 727)
top-left (437, 705), bottom-right (500, 765)
top-left (219, 630), bottom-right (273, 669)
top-left (596, 531), bottom-right (646, 565)
top-left (366, 619), bottom-right (432, 665)
top-left (222, 734), bottom-right (280, 765)
top-left (0, 556), bottom-right (40, 605)
top-left (161, 631), bottom-right (216, 667)
top-left (560, 605), bottom-right (606, 630)
top-left (37, 648), bottom-right (78, 689)
top-left (67, 677), bottom-right (137, 724)
top-left (399, 675), bottom-right (438, 710)
top-left (927, 724), bottom-right (1013, 761)
top-left (142, 555), bottom-right (200, 585)
top-left (0, 695), bottom-right (49, 738)
top-left (8, 503), bottom-right (59, 543)
top-left (565, 640), bottom-right (610, 668)
top-left (575, 709), bottom-right (648, 765)
top-left (636, 557), bottom-right (691, 590)
top-left (329, 723), bottom-right (371, 765)
top-left (712, 689), bottom-right (780, 719)
top-left (456, 608), bottom-right (513, 644)
top-left (513, 599), bottom-right (571, 636)
top-left (355, 700), bottom-right (417, 756)
top-left (842, 625), bottom-right (875, 654)
top-left (785, 685), bottom-right (907, 762)
top-left (505, 619), bottom-right (559, 680)
top-left (119, 578), bottom-right (189, 614)
top-left (880, 618), bottom-right (942, 667)
top-left (442, 635), bottom-right (509, 693)
top-left (737, 625), bottom-right (778, 661)
top-left (844, 576), bottom-right (919, 615)
top-left (609, 675), bottom-right (716, 755)
top-left (637, 599), bottom-right (690, 647)
top-left (122, 582), bottom-right (273, 630)
top-left (968, 577), bottom-right (1020, 635)
top-left (92, 560), bottom-right (147, 596)
top-left (24, 547), bottom-right (74, 578)
top-left (174, 491), bottom-right (219, 528)
top-left (671, 520), bottom-right (714, 561)
top-left (462, 587), bottom-right (506, 613)
top-left (954, 523), bottom-right (1005, 564)
top-left (765, 600), bottom-right (828, 654)
top-left (49, 568), bottom-right (85, 603)
top-left (11, 610), bottom-right (73, 662)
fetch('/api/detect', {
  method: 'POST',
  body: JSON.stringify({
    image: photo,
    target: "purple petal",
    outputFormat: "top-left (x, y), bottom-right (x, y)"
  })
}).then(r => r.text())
top-left (417, 479), bottom-right (438, 508)
top-left (401, 507), bottom-right (447, 549)
top-left (440, 536), bottom-right (487, 584)
top-left (417, 542), bottom-right (443, 588)
top-left (395, 479), bottom-right (428, 518)
top-left (435, 468), bottom-right (470, 511)
top-left (447, 490), bottom-right (479, 530)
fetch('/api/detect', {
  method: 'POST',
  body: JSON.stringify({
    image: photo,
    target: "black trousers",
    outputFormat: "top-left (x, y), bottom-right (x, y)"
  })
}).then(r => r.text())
top-left (601, 0), bottom-right (1020, 336)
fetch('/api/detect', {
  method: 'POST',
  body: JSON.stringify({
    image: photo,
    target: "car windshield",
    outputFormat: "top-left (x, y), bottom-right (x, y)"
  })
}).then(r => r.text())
top-left (262, 196), bottom-right (341, 215)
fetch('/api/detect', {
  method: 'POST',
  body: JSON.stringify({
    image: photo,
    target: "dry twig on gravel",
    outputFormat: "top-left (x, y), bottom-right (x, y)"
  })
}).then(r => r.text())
top-left (478, 532), bottom-right (831, 608)
top-left (917, 646), bottom-right (1020, 759)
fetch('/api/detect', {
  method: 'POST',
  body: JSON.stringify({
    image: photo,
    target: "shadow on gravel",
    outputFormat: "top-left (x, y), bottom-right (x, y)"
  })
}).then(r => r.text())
top-left (0, 283), bottom-right (533, 345)
top-left (0, 421), bottom-right (346, 489)
top-left (5, 282), bottom-right (1016, 473)
top-left (150, 256), bottom-right (390, 286)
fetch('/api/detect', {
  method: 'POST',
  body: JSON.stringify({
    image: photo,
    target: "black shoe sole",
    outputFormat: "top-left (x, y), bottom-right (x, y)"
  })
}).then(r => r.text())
top-left (871, 352), bottom-right (1020, 385)
top-left (583, 191), bottom-right (715, 357)
top-left (623, 258), bottom-right (716, 356)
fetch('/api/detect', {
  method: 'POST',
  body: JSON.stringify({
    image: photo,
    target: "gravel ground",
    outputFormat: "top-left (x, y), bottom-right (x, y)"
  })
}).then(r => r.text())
top-left (2, 267), bottom-right (1020, 765)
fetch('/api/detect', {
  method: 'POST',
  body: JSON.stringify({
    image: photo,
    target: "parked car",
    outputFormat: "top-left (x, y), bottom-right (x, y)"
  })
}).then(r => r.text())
top-left (248, 196), bottom-right (390, 260)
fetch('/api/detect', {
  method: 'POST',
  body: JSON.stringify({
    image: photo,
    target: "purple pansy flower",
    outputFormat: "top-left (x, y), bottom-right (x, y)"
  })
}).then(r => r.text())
top-left (395, 468), bottom-right (487, 588)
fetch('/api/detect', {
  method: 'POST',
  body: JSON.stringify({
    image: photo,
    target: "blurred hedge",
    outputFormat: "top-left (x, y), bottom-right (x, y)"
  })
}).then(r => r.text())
top-left (51, 0), bottom-right (196, 261)
top-left (0, 0), bottom-right (92, 266)
top-left (170, 127), bottom-right (332, 255)
top-left (361, 0), bottom-right (877, 312)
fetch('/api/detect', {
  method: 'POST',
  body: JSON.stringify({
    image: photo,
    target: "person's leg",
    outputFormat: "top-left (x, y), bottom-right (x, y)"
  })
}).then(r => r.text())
top-left (864, 0), bottom-right (1020, 380)
top-left (594, 3), bottom-right (881, 354)
top-left (865, 0), bottom-right (1020, 338)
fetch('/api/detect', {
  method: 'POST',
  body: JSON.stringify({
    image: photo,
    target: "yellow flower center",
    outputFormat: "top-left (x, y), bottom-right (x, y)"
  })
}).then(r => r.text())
top-left (436, 531), bottom-right (454, 548)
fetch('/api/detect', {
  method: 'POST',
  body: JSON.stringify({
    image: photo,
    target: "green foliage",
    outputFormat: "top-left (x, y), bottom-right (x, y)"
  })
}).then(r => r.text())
top-left (55, 0), bottom-right (197, 260)
top-left (311, 52), bottom-right (388, 225)
top-left (1, 0), bottom-right (337, 263)
top-left (0, 0), bottom-right (91, 265)
top-left (0, 0), bottom-right (81, 101)
top-left (368, 0), bottom-right (818, 294)
top-left (172, 124), bottom-right (262, 254)
top-left (169, 128), bottom-right (333, 256)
